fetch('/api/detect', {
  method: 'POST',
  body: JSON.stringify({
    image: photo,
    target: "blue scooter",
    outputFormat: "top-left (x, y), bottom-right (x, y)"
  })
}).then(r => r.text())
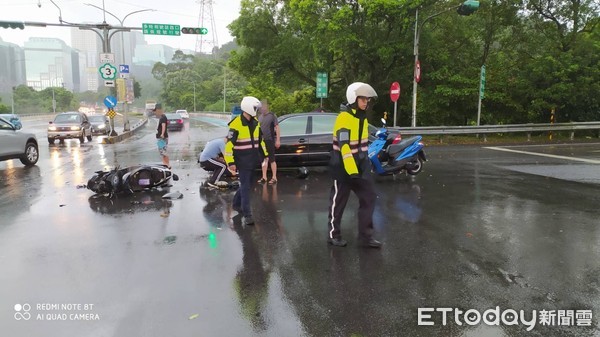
top-left (368, 119), bottom-right (426, 176)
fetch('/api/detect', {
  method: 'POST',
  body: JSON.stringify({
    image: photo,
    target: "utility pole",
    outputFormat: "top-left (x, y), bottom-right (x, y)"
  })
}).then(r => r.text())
top-left (85, 4), bottom-right (156, 131)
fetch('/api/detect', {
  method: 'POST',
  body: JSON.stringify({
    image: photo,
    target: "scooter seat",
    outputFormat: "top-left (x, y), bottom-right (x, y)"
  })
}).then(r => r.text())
top-left (387, 136), bottom-right (420, 156)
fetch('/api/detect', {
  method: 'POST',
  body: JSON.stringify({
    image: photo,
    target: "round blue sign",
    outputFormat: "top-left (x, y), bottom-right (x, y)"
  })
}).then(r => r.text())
top-left (104, 96), bottom-right (117, 108)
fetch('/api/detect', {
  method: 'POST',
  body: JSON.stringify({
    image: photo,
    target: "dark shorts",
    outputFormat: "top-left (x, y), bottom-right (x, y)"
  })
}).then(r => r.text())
top-left (263, 139), bottom-right (276, 163)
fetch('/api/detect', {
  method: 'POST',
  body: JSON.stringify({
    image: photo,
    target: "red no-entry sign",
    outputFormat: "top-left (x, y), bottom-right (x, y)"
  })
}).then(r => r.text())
top-left (390, 82), bottom-right (401, 102)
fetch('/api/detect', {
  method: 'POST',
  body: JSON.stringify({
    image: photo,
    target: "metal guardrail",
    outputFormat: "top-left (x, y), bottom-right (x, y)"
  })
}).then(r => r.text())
top-left (388, 121), bottom-right (600, 136)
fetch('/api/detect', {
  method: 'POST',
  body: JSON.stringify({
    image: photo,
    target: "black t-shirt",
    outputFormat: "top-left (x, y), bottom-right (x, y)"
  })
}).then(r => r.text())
top-left (156, 115), bottom-right (169, 139)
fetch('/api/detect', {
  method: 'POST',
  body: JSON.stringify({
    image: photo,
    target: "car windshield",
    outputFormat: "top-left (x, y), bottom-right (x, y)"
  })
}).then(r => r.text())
top-left (176, 110), bottom-right (187, 113)
top-left (165, 113), bottom-right (181, 119)
top-left (88, 116), bottom-right (106, 122)
top-left (54, 114), bottom-right (81, 123)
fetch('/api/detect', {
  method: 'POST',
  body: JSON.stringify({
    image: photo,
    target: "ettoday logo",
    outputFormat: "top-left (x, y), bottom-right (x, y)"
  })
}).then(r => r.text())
top-left (14, 303), bottom-right (31, 320)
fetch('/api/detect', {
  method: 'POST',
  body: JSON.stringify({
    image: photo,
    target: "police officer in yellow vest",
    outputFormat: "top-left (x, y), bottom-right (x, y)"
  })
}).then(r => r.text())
top-left (327, 82), bottom-right (381, 248)
top-left (225, 96), bottom-right (268, 226)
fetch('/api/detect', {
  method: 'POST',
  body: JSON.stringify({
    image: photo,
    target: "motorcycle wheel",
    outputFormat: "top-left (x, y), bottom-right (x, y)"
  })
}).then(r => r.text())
top-left (406, 158), bottom-right (423, 175)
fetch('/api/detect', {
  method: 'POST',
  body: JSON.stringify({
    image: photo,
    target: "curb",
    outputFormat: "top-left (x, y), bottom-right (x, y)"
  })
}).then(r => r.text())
top-left (102, 118), bottom-right (148, 144)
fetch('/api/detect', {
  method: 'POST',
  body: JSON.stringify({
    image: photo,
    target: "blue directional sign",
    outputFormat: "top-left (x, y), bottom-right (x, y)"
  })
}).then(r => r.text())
top-left (104, 95), bottom-right (117, 108)
top-left (119, 64), bottom-right (129, 74)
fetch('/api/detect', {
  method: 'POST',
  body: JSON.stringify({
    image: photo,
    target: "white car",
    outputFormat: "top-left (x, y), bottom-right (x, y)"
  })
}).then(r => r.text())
top-left (176, 109), bottom-right (189, 119)
top-left (0, 116), bottom-right (39, 166)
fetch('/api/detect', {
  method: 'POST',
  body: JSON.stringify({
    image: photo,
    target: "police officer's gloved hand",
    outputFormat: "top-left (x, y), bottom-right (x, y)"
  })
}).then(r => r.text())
top-left (350, 174), bottom-right (360, 179)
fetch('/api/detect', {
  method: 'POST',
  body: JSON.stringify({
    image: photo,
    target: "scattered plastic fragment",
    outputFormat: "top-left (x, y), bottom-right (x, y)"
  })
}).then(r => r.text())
top-left (189, 314), bottom-right (199, 320)
top-left (162, 191), bottom-right (183, 199)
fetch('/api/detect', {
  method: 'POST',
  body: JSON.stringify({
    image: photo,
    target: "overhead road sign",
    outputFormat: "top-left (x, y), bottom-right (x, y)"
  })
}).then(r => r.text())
top-left (142, 23), bottom-right (181, 36)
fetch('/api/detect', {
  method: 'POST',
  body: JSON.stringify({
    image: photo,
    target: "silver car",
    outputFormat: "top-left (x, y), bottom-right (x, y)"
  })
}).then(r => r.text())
top-left (0, 117), bottom-right (39, 166)
top-left (47, 112), bottom-right (93, 144)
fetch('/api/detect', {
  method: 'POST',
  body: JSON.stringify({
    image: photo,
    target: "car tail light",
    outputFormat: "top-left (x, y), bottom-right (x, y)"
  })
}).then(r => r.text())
top-left (166, 120), bottom-right (170, 124)
top-left (392, 134), bottom-right (402, 144)
top-left (177, 119), bottom-right (183, 124)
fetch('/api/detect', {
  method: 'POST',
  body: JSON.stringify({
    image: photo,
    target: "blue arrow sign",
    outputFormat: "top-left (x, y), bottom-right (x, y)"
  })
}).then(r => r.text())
top-left (104, 95), bottom-right (117, 108)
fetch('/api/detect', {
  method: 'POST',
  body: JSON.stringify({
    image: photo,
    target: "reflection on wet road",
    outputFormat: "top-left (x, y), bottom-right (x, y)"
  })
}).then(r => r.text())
top-left (1, 119), bottom-right (600, 336)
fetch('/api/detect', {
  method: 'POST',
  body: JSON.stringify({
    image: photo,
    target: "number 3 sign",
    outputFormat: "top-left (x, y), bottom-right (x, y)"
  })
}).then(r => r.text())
top-left (99, 63), bottom-right (117, 80)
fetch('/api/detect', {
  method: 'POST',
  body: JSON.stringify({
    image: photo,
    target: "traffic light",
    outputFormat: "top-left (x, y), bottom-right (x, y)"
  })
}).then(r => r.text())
top-left (181, 27), bottom-right (208, 35)
top-left (0, 21), bottom-right (25, 29)
top-left (457, 0), bottom-right (480, 16)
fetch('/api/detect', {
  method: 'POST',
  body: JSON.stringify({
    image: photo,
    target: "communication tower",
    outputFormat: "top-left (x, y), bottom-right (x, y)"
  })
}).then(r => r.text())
top-left (195, 0), bottom-right (219, 54)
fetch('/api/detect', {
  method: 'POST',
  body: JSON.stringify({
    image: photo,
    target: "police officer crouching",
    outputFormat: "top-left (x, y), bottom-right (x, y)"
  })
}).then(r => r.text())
top-left (327, 82), bottom-right (382, 248)
top-left (224, 96), bottom-right (268, 226)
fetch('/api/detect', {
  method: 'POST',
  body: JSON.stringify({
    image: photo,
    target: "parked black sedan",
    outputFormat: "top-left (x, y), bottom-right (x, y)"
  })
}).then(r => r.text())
top-left (274, 112), bottom-right (380, 168)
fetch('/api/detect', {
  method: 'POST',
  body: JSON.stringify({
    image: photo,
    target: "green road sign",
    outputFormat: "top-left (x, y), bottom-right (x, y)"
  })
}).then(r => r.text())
top-left (142, 23), bottom-right (181, 36)
top-left (316, 72), bottom-right (328, 98)
top-left (479, 65), bottom-right (486, 99)
top-left (99, 63), bottom-right (117, 80)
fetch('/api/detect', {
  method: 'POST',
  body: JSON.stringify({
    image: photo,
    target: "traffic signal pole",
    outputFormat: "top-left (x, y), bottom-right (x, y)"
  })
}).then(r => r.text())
top-left (411, 1), bottom-right (480, 127)
top-left (5, 20), bottom-right (141, 136)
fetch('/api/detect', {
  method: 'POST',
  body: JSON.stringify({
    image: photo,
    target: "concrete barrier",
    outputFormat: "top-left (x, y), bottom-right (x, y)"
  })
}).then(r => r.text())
top-left (102, 118), bottom-right (148, 144)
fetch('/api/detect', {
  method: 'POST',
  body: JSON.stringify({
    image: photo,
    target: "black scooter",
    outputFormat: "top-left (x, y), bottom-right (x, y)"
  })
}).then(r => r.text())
top-left (87, 164), bottom-right (179, 196)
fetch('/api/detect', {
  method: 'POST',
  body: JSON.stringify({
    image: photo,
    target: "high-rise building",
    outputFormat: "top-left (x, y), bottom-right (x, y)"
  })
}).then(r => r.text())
top-left (71, 27), bottom-right (101, 92)
top-left (24, 37), bottom-right (81, 92)
top-left (133, 44), bottom-right (175, 66)
top-left (0, 38), bottom-right (26, 93)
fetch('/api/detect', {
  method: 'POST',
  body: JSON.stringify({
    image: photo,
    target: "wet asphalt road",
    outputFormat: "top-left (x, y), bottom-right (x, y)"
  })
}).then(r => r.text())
top-left (1, 115), bottom-right (600, 336)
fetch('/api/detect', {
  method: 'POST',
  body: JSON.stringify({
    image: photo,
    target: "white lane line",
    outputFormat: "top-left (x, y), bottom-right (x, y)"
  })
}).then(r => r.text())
top-left (484, 146), bottom-right (600, 164)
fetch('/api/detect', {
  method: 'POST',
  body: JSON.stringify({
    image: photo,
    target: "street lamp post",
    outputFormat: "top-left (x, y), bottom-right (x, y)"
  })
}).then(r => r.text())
top-left (411, 1), bottom-right (480, 127)
top-left (193, 82), bottom-right (196, 113)
top-left (10, 59), bottom-right (26, 114)
top-left (223, 66), bottom-right (226, 113)
top-left (85, 3), bottom-right (156, 131)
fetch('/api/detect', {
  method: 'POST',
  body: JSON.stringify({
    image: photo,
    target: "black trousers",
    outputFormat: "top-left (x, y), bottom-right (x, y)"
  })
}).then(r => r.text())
top-left (327, 178), bottom-right (377, 240)
top-left (233, 169), bottom-right (254, 217)
top-left (200, 158), bottom-right (228, 184)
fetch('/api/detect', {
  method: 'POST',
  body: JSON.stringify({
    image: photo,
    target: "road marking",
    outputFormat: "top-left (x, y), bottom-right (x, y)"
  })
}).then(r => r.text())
top-left (484, 146), bottom-right (600, 164)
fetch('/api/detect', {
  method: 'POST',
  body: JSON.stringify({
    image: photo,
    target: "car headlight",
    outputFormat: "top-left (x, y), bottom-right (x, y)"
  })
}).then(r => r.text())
top-left (71, 126), bottom-right (80, 131)
top-left (48, 126), bottom-right (57, 131)
top-left (97, 125), bottom-right (106, 129)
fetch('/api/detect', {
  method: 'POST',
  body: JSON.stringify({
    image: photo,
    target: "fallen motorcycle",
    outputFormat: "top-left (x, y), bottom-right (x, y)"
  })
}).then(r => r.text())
top-left (87, 164), bottom-right (179, 196)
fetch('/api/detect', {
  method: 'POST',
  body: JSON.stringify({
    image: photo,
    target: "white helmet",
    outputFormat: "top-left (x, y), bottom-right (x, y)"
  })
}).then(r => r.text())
top-left (346, 82), bottom-right (378, 105)
top-left (240, 96), bottom-right (262, 117)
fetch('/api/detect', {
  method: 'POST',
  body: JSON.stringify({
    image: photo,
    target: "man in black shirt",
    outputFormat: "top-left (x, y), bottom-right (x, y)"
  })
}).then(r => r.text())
top-left (154, 103), bottom-right (170, 168)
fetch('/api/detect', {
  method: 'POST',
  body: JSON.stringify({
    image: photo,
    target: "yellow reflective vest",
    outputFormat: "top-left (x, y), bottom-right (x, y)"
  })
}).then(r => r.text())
top-left (224, 115), bottom-right (268, 169)
top-left (330, 107), bottom-right (370, 179)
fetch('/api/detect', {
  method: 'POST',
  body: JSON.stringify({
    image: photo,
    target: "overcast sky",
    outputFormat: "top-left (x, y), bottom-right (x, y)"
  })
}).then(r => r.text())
top-left (1, 0), bottom-right (241, 52)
